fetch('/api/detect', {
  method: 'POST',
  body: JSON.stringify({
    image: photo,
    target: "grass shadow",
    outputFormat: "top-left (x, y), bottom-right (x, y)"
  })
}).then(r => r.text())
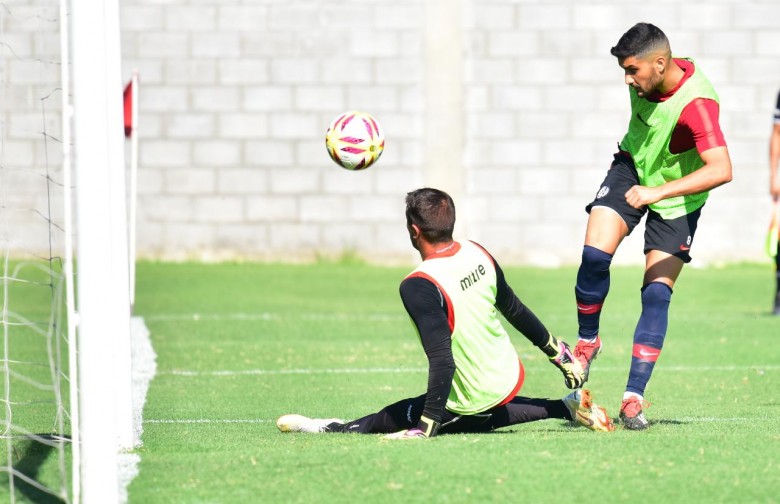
top-left (1, 436), bottom-right (68, 504)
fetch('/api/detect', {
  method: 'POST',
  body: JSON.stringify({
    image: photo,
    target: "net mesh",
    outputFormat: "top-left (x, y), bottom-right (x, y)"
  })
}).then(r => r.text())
top-left (0, 2), bottom-right (72, 502)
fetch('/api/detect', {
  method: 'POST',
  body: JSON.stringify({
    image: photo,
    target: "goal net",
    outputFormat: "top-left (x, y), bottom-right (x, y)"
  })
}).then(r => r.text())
top-left (1, 0), bottom-right (138, 501)
top-left (0, 2), bottom-right (74, 502)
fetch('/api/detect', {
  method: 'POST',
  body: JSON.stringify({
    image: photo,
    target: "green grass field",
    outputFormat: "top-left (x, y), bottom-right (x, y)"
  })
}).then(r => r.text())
top-left (0, 260), bottom-right (71, 503)
top-left (123, 261), bottom-right (779, 503)
top-left (2, 260), bottom-right (778, 502)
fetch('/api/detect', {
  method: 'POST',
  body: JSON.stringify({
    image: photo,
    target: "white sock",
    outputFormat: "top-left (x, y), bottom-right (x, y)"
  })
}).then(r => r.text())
top-left (623, 391), bottom-right (643, 402)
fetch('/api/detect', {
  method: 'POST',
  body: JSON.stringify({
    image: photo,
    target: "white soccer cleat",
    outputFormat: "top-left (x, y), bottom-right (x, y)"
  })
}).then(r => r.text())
top-left (562, 389), bottom-right (615, 432)
top-left (276, 414), bottom-right (343, 433)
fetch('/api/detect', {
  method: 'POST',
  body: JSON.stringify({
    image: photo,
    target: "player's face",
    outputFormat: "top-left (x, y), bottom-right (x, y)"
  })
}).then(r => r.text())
top-left (618, 55), bottom-right (663, 99)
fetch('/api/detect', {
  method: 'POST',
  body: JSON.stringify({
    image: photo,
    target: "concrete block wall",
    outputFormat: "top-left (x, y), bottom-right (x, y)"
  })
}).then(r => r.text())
top-left (3, 0), bottom-right (780, 266)
top-left (0, 3), bottom-right (65, 260)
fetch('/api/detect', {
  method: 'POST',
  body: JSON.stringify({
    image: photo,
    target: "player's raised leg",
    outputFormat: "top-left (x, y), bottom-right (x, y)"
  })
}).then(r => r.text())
top-left (573, 206), bottom-right (629, 381)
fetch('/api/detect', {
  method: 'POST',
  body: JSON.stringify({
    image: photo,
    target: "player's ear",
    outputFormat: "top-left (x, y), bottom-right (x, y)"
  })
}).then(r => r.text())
top-left (409, 223), bottom-right (422, 240)
top-left (655, 54), bottom-right (666, 73)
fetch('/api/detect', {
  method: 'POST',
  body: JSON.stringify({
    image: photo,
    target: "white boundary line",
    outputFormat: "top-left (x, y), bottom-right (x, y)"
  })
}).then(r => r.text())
top-left (145, 418), bottom-right (272, 424)
top-left (118, 316), bottom-right (157, 504)
top-left (158, 364), bottom-right (780, 377)
top-left (145, 312), bottom-right (406, 322)
top-left (162, 367), bottom-right (427, 376)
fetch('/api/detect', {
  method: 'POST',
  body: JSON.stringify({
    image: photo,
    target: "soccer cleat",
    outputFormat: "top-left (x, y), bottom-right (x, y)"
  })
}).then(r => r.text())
top-left (549, 338), bottom-right (586, 389)
top-left (562, 389), bottom-right (615, 432)
top-left (573, 335), bottom-right (602, 383)
top-left (619, 396), bottom-right (650, 430)
top-left (276, 414), bottom-right (344, 433)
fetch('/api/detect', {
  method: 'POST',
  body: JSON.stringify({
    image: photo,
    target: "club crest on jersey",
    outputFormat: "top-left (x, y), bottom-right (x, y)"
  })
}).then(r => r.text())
top-left (596, 186), bottom-right (610, 199)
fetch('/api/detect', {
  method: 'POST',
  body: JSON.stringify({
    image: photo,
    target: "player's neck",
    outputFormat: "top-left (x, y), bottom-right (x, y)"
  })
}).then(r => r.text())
top-left (658, 59), bottom-right (684, 94)
top-left (420, 239), bottom-right (456, 260)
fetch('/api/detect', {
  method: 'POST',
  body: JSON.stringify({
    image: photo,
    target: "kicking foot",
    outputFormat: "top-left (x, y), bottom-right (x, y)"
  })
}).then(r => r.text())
top-left (573, 335), bottom-right (602, 383)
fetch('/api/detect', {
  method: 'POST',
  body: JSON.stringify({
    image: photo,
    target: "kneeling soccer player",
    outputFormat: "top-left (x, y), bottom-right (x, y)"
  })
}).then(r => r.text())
top-left (277, 188), bottom-right (613, 438)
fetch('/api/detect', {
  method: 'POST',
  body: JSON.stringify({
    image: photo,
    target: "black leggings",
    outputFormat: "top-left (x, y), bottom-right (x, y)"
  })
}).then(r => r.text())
top-left (329, 394), bottom-right (571, 434)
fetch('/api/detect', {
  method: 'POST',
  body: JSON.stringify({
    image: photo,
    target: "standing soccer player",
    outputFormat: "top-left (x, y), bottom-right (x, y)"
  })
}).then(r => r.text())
top-left (277, 188), bottom-right (613, 437)
top-left (570, 23), bottom-right (733, 430)
top-left (770, 89), bottom-right (780, 315)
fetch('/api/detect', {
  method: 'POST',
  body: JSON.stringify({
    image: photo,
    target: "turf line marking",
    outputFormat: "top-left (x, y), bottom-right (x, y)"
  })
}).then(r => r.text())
top-left (119, 316), bottom-right (158, 504)
top-left (145, 312), bottom-right (406, 322)
top-left (661, 364), bottom-right (780, 372)
top-left (676, 417), bottom-right (761, 423)
top-left (145, 418), bottom-right (272, 425)
top-left (162, 367), bottom-right (427, 376)
top-left (159, 364), bottom-right (780, 377)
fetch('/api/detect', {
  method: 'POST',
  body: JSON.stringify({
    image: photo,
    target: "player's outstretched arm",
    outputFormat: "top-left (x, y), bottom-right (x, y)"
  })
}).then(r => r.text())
top-left (493, 259), bottom-right (552, 347)
top-left (493, 259), bottom-right (584, 388)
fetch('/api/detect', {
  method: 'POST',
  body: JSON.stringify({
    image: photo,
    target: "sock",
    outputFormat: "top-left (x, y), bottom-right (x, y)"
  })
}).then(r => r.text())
top-left (774, 245), bottom-right (779, 312)
top-left (622, 391), bottom-right (643, 402)
top-left (775, 267), bottom-right (780, 310)
top-left (775, 258), bottom-right (780, 300)
top-left (776, 268), bottom-right (780, 303)
top-left (575, 245), bottom-right (613, 340)
top-left (625, 282), bottom-right (672, 396)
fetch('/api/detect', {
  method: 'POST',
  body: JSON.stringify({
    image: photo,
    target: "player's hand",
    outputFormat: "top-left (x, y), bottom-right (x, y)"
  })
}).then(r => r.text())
top-left (382, 415), bottom-right (440, 439)
top-left (553, 359), bottom-right (585, 389)
top-left (625, 185), bottom-right (661, 208)
top-left (383, 428), bottom-right (427, 440)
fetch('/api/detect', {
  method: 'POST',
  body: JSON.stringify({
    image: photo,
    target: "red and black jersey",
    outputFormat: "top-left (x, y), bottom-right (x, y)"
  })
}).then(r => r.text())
top-left (646, 59), bottom-right (727, 155)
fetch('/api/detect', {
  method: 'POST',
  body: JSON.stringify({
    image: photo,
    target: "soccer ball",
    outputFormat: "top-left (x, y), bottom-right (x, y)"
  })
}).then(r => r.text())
top-left (325, 111), bottom-right (384, 170)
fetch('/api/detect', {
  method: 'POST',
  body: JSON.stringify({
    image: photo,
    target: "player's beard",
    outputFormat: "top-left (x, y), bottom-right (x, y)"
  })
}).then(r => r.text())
top-left (636, 68), bottom-right (663, 99)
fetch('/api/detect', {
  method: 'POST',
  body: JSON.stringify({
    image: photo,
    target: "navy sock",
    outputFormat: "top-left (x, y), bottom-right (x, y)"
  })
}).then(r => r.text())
top-left (775, 263), bottom-right (779, 296)
top-left (575, 246), bottom-right (613, 340)
top-left (775, 240), bottom-right (779, 297)
top-left (626, 282), bottom-right (672, 396)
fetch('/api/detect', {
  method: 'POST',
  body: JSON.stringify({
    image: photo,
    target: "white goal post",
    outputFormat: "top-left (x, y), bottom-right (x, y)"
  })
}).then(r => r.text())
top-left (69, 0), bottom-right (134, 501)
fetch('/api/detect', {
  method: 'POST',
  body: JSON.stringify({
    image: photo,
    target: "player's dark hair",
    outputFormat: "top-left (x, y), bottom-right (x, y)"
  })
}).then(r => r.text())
top-left (610, 23), bottom-right (670, 60)
top-left (405, 188), bottom-right (455, 243)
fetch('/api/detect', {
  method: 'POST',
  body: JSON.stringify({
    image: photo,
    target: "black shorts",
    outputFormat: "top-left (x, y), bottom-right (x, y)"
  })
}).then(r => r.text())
top-left (585, 152), bottom-right (702, 263)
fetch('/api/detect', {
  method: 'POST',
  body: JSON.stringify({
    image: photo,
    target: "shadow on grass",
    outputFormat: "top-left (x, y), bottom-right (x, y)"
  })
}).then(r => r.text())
top-left (1, 436), bottom-right (68, 504)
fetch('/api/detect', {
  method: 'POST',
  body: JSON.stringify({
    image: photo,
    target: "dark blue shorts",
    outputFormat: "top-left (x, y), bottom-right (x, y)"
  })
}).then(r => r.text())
top-left (585, 152), bottom-right (702, 264)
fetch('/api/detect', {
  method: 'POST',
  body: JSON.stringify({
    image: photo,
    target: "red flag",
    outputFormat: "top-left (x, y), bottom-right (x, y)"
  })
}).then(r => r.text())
top-left (123, 80), bottom-right (133, 137)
